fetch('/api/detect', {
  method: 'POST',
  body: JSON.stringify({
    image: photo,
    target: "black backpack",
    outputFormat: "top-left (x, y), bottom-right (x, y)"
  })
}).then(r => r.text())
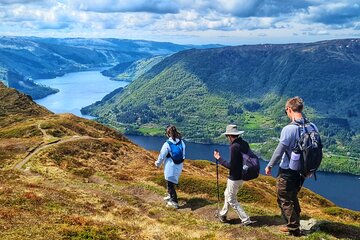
top-left (292, 120), bottom-right (323, 179)
top-left (241, 149), bottom-right (260, 181)
top-left (166, 140), bottom-right (184, 164)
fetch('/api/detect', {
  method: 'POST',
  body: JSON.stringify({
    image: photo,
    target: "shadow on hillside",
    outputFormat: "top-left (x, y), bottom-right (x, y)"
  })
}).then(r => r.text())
top-left (180, 197), bottom-right (213, 210)
top-left (226, 215), bottom-right (285, 227)
top-left (318, 221), bottom-right (360, 239)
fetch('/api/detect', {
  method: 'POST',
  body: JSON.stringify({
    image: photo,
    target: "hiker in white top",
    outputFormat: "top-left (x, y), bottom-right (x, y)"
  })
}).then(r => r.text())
top-left (155, 125), bottom-right (185, 209)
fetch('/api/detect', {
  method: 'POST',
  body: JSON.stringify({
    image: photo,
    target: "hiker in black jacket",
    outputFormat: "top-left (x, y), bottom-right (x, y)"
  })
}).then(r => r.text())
top-left (213, 124), bottom-right (255, 225)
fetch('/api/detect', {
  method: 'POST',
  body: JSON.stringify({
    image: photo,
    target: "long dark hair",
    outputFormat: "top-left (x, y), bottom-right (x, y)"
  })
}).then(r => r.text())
top-left (166, 125), bottom-right (182, 141)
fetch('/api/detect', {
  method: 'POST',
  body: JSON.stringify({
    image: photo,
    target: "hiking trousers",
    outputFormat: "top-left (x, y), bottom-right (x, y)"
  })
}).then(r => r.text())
top-left (219, 179), bottom-right (250, 222)
top-left (277, 169), bottom-right (301, 231)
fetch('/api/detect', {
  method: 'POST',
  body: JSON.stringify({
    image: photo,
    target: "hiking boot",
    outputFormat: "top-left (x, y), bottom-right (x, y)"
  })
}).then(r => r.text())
top-left (167, 200), bottom-right (179, 209)
top-left (241, 219), bottom-right (256, 226)
top-left (289, 229), bottom-right (301, 237)
top-left (163, 194), bottom-right (171, 201)
top-left (279, 225), bottom-right (289, 233)
top-left (219, 215), bottom-right (227, 223)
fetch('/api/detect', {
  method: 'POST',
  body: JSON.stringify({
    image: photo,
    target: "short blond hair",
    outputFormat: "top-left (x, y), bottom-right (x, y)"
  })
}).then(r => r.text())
top-left (286, 96), bottom-right (304, 113)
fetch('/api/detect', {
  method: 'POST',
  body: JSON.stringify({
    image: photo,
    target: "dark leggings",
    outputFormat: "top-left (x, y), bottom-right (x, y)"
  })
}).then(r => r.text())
top-left (167, 181), bottom-right (178, 203)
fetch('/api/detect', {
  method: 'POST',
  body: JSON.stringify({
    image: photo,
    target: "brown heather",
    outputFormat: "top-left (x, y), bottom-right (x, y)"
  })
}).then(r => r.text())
top-left (0, 83), bottom-right (359, 239)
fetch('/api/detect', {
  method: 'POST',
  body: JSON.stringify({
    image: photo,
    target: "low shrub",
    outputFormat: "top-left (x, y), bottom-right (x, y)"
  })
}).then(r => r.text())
top-left (323, 207), bottom-right (360, 221)
top-left (62, 226), bottom-right (119, 240)
top-left (0, 124), bottom-right (42, 138)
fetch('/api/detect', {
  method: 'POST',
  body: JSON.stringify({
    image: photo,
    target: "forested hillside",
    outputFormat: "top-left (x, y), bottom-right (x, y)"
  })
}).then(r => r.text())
top-left (82, 39), bottom-right (360, 175)
top-left (101, 56), bottom-right (166, 82)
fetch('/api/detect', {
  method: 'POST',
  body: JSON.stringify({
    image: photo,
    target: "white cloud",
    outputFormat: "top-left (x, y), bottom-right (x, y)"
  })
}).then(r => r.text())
top-left (0, 0), bottom-right (359, 44)
top-left (71, 0), bottom-right (180, 13)
top-left (305, 1), bottom-right (360, 26)
top-left (0, 0), bottom-right (44, 4)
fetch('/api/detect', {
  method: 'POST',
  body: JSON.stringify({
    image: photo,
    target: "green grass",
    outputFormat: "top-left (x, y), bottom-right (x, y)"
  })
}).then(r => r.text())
top-left (0, 124), bottom-right (42, 138)
top-left (305, 232), bottom-right (335, 240)
top-left (150, 174), bottom-right (264, 203)
top-left (188, 160), bottom-right (213, 169)
top-left (133, 181), bottom-right (165, 196)
top-left (322, 207), bottom-right (360, 221)
top-left (62, 226), bottom-right (123, 240)
top-left (137, 125), bottom-right (164, 136)
top-left (242, 112), bottom-right (269, 130)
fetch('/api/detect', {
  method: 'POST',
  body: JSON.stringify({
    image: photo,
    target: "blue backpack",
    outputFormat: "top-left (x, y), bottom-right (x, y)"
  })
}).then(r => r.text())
top-left (166, 140), bottom-right (184, 164)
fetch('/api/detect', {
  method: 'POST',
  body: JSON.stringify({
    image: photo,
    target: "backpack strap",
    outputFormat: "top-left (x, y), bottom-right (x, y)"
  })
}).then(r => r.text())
top-left (166, 140), bottom-right (172, 158)
top-left (166, 139), bottom-right (182, 147)
top-left (281, 122), bottom-right (300, 161)
top-left (309, 123), bottom-right (318, 133)
top-left (291, 119), bottom-right (311, 138)
top-left (284, 151), bottom-right (291, 161)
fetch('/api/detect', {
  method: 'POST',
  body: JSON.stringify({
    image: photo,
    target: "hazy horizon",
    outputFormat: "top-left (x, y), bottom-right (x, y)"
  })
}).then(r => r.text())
top-left (0, 0), bottom-right (359, 45)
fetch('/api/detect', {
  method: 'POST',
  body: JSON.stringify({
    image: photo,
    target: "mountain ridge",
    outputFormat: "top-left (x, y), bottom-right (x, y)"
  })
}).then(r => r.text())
top-left (0, 36), bottom-right (206, 99)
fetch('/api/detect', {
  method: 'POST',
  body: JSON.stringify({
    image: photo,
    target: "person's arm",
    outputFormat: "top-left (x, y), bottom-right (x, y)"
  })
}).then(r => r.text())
top-left (218, 157), bottom-right (231, 169)
top-left (266, 125), bottom-right (295, 175)
top-left (155, 142), bottom-right (169, 167)
top-left (265, 142), bottom-right (287, 175)
top-left (213, 150), bottom-right (230, 169)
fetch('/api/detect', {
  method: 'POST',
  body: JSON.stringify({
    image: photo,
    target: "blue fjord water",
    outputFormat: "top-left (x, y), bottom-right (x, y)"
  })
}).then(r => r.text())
top-left (34, 70), bottom-right (360, 211)
top-left (34, 70), bottom-right (128, 118)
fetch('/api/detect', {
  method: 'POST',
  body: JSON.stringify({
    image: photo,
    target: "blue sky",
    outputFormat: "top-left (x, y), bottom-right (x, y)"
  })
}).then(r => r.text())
top-left (0, 0), bottom-right (359, 45)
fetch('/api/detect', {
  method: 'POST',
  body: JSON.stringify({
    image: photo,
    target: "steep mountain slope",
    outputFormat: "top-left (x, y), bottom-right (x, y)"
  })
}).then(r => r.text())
top-left (82, 39), bottom-right (360, 175)
top-left (0, 69), bottom-right (59, 99)
top-left (0, 37), bottom-right (191, 99)
top-left (101, 55), bottom-right (166, 82)
top-left (1, 84), bottom-right (359, 239)
top-left (0, 82), bottom-right (50, 117)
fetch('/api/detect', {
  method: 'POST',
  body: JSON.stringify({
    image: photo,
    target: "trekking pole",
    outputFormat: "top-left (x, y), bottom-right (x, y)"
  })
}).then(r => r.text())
top-left (215, 149), bottom-right (220, 217)
top-left (216, 159), bottom-right (220, 215)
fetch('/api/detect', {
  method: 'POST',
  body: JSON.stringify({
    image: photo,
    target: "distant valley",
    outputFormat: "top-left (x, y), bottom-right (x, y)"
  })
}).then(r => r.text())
top-left (82, 39), bottom-right (360, 175)
top-left (0, 36), bottom-right (202, 99)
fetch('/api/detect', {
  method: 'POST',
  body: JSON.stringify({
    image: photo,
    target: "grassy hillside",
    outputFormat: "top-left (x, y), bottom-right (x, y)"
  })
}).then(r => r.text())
top-left (0, 82), bottom-right (50, 119)
top-left (82, 39), bottom-right (360, 175)
top-left (1, 82), bottom-right (359, 239)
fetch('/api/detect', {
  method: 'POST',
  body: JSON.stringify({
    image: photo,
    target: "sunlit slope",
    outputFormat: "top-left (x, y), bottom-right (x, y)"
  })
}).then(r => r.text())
top-left (0, 83), bottom-right (359, 239)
